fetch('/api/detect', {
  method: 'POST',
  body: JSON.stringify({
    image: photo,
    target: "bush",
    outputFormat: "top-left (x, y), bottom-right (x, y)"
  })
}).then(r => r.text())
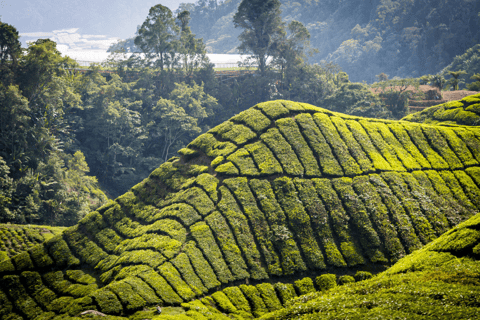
top-left (316, 274), bottom-right (337, 291)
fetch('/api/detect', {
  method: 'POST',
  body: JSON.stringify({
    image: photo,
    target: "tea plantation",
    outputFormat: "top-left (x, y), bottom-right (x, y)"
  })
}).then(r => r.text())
top-left (0, 225), bottom-right (66, 262)
top-left (403, 93), bottom-right (480, 126)
top-left (1, 97), bottom-right (480, 319)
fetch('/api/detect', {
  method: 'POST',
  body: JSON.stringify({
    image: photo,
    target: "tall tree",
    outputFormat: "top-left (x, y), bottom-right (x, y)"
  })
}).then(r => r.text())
top-left (176, 10), bottom-right (209, 76)
top-left (233, 0), bottom-right (284, 76)
top-left (134, 4), bottom-right (180, 70)
top-left (447, 70), bottom-right (467, 90)
top-left (0, 22), bottom-right (22, 86)
top-left (274, 20), bottom-right (312, 93)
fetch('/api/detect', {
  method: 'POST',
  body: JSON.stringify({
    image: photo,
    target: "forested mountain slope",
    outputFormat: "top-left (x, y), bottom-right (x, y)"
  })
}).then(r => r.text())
top-left (1, 99), bottom-right (480, 319)
top-left (182, 0), bottom-right (480, 82)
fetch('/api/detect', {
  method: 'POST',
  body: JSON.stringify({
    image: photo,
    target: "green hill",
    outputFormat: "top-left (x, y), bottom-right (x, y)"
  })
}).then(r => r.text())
top-left (1, 99), bottom-right (480, 319)
top-left (403, 93), bottom-right (480, 126)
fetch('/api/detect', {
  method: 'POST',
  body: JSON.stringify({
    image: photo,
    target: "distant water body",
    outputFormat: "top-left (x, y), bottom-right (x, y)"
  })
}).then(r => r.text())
top-left (59, 49), bottom-right (252, 68)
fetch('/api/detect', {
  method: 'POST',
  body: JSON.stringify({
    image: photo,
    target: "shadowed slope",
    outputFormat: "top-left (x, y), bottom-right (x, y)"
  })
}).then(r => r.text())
top-left (1, 99), bottom-right (480, 319)
top-left (258, 211), bottom-right (480, 319)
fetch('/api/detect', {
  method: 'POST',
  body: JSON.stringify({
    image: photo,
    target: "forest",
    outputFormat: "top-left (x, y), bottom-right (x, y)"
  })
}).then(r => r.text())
top-left (0, 0), bottom-right (480, 318)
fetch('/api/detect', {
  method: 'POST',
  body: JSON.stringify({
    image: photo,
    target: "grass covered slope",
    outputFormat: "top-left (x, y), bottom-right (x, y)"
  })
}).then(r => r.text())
top-left (1, 99), bottom-right (480, 319)
top-left (259, 212), bottom-right (480, 319)
top-left (403, 93), bottom-right (480, 126)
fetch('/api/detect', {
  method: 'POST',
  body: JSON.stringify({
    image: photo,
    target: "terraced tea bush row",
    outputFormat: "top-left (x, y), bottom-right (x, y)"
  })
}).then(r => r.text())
top-left (0, 224), bottom-right (65, 260)
top-left (261, 212), bottom-right (480, 320)
top-left (403, 93), bottom-right (480, 125)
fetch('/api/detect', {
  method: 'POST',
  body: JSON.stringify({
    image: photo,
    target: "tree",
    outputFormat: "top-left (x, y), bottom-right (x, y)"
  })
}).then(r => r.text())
top-left (447, 70), bottom-right (467, 90)
top-left (176, 10), bottom-right (209, 76)
top-left (467, 73), bottom-right (480, 91)
top-left (0, 22), bottom-right (22, 86)
top-left (150, 99), bottom-right (201, 162)
top-left (376, 73), bottom-right (389, 82)
top-left (274, 20), bottom-right (313, 92)
top-left (134, 4), bottom-right (180, 70)
top-left (233, 0), bottom-right (284, 76)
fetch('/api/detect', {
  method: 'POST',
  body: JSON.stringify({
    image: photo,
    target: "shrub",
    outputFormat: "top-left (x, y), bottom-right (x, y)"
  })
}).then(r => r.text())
top-left (338, 275), bottom-right (355, 285)
top-left (316, 274), bottom-right (337, 291)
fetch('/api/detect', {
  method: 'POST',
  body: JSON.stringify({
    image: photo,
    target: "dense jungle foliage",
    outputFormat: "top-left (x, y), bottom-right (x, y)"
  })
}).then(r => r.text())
top-left (157, 0), bottom-right (480, 83)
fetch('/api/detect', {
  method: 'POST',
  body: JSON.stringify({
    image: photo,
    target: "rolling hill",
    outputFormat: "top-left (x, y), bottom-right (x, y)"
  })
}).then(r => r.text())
top-left (1, 97), bottom-right (480, 319)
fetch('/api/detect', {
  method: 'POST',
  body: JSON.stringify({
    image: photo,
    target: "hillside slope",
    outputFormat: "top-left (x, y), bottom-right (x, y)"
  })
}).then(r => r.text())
top-left (403, 93), bottom-right (480, 126)
top-left (182, 0), bottom-right (480, 82)
top-left (1, 99), bottom-right (480, 319)
top-left (258, 211), bottom-right (480, 319)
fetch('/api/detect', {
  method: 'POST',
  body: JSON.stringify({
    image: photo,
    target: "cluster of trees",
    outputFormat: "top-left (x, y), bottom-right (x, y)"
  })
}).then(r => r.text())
top-left (0, 25), bottom-right (107, 226)
top-left (440, 44), bottom-right (480, 91)
top-left (177, 0), bottom-right (480, 83)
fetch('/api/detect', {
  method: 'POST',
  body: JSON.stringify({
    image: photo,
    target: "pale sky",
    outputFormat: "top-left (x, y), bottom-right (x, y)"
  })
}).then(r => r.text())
top-left (0, 0), bottom-right (196, 41)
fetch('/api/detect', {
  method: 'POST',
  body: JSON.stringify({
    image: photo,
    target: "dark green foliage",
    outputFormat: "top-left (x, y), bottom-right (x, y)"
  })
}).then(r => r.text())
top-left (313, 178), bottom-right (365, 266)
top-left (294, 178), bottom-right (346, 267)
top-left (273, 177), bottom-right (326, 270)
top-left (382, 172), bottom-right (436, 245)
top-left (205, 211), bottom-right (249, 280)
top-left (249, 178), bottom-right (306, 274)
top-left (108, 280), bottom-right (147, 311)
top-left (354, 271), bottom-right (373, 282)
top-left (332, 177), bottom-right (386, 263)
top-left (294, 277), bottom-right (316, 296)
top-left (11, 251), bottom-right (33, 271)
top-left (124, 276), bottom-right (160, 305)
top-left (273, 282), bottom-right (297, 305)
top-left (1, 275), bottom-right (43, 318)
top-left (224, 177), bottom-right (282, 275)
top-left (239, 284), bottom-right (269, 318)
top-left (256, 283), bottom-right (282, 311)
top-left (91, 288), bottom-right (123, 315)
top-left (338, 275), bottom-right (355, 285)
top-left (353, 176), bottom-right (406, 262)
top-left (316, 274), bottom-right (337, 291)
top-left (368, 174), bottom-right (421, 253)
